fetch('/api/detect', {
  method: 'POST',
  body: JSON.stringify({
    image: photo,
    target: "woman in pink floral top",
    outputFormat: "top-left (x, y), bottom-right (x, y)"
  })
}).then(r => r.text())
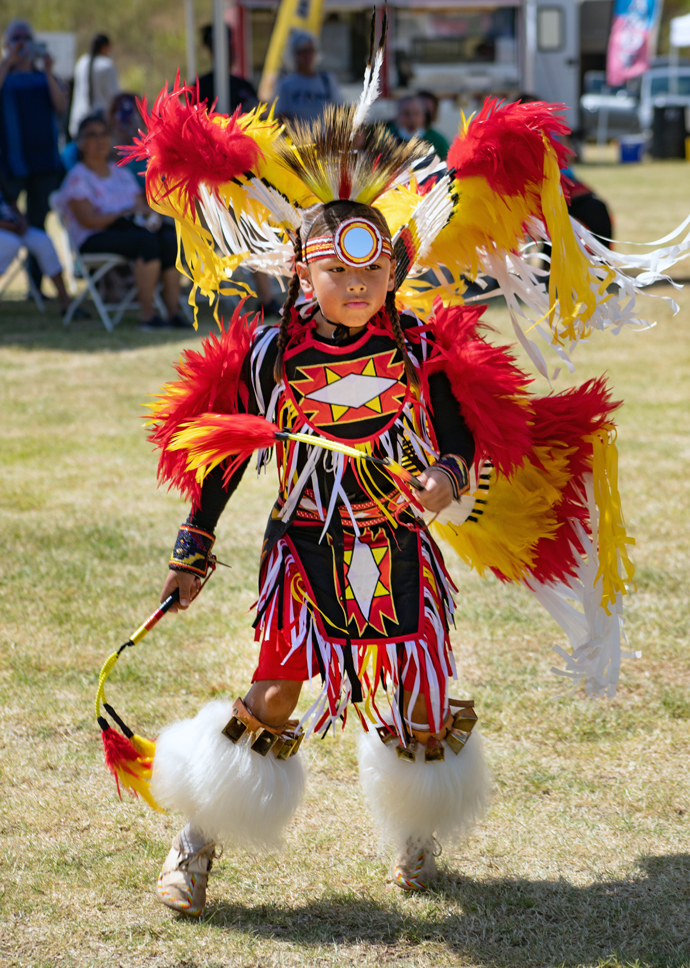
top-left (56, 114), bottom-right (188, 330)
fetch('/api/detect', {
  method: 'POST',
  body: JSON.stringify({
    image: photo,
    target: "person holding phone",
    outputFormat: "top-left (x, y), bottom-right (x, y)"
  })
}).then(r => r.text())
top-left (0, 19), bottom-right (66, 294)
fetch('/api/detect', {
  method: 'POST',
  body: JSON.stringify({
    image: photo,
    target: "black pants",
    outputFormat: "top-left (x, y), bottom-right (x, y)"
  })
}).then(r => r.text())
top-left (568, 193), bottom-right (612, 248)
top-left (0, 169), bottom-right (64, 289)
top-left (80, 220), bottom-right (177, 271)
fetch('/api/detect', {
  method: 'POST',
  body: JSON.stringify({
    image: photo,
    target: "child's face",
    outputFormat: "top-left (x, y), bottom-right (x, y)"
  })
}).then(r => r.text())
top-left (297, 255), bottom-right (396, 329)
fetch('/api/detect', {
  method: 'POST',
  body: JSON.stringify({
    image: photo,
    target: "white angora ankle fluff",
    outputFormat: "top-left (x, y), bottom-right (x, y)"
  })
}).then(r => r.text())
top-left (357, 728), bottom-right (489, 849)
top-left (151, 700), bottom-right (305, 850)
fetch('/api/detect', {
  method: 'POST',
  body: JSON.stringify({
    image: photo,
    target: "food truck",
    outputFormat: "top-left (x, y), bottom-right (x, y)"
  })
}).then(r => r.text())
top-left (229, 0), bottom-right (613, 134)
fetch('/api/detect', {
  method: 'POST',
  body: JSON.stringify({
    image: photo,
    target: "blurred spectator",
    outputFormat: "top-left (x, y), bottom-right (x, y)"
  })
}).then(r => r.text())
top-left (562, 165), bottom-right (613, 247)
top-left (416, 90), bottom-right (450, 160)
top-left (0, 19), bottom-right (67, 294)
top-left (55, 115), bottom-right (188, 330)
top-left (196, 28), bottom-right (279, 316)
top-left (389, 95), bottom-right (448, 160)
top-left (0, 185), bottom-right (73, 314)
top-left (516, 93), bottom-right (612, 247)
top-left (196, 24), bottom-right (258, 114)
top-left (69, 34), bottom-right (120, 139)
top-left (109, 92), bottom-right (146, 189)
top-left (274, 30), bottom-right (341, 123)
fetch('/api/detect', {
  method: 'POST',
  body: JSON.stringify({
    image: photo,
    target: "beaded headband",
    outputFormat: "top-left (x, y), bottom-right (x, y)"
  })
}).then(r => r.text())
top-left (304, 217), bottom-right (393, 267)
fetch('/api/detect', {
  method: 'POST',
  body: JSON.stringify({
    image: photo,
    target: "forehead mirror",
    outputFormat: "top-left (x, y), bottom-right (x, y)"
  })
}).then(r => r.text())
top-left (342, 225), bottom-right (376, 259)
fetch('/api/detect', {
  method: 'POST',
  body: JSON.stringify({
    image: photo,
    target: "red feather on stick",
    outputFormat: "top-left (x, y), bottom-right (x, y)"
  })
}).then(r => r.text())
top-left (170, 413), bottom-right (280, 486)
top-left (101, 727), bottom-right (160, 809)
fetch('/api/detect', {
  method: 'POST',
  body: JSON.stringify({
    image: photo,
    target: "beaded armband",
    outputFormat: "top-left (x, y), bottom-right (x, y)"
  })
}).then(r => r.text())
top-left (169, 525), bottom-right (215, 576)
top-left (433, 454), bottom-right (470, 500)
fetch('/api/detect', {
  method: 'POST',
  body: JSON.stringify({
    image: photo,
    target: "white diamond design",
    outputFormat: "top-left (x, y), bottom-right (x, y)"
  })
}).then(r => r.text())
top-left (347, 538), bottom-right (381, 621)
top-left (306, 372), bottom-right (396, 408)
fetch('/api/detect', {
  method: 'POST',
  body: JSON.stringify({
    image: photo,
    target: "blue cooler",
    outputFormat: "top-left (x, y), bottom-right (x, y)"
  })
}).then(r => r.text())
top-left (619, 136), bottom-right (646, 163)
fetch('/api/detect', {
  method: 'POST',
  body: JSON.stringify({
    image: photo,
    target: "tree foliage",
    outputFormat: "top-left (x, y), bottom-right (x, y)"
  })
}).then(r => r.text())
top-left (3, 0), bottom-right (211, 98)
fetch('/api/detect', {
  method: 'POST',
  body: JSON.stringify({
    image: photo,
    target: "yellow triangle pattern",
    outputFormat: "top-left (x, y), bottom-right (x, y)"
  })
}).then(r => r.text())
top-left (330, 404), bottom-right (349, 421)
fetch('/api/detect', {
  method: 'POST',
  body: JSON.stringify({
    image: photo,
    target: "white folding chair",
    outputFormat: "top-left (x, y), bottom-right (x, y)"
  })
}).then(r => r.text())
top-left (49, 196), bottom-right (168, 332)
top-left (0, 248), bottom-right (46, 311)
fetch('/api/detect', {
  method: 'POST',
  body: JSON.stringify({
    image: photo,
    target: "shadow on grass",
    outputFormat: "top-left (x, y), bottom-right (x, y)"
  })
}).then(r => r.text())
top-left (0, 300), bottom-right (278, 354)
top-left (199, 854), bottom-right (690, 968)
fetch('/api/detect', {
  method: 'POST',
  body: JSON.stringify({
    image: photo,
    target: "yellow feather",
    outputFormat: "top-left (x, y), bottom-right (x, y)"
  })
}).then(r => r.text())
top-left (433, 446), bottom-right (571, 583)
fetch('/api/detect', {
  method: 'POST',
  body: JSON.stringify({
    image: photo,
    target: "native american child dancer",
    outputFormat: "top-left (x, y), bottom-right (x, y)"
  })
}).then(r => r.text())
top-left (93, 31), bottom-right (690, 916)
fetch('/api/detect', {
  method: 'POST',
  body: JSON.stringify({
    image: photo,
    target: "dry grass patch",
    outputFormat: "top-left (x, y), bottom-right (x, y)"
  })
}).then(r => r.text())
top-left (1, 162), bottom-right (689, 967)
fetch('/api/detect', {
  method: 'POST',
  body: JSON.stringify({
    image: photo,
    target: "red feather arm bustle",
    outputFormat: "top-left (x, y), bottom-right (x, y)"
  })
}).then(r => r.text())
top-left (121, 76), bottom-right (261, 215)
top-left (424, 299), bottom-right (534, 476)
top-left (447, 97), bottom-right (572, 201)
top-left (147, 303), bottom-right (260, 507)
top-left (528, 377), bottom-right (622, 585)
top-left (170, 413), bottom-right (279, 489)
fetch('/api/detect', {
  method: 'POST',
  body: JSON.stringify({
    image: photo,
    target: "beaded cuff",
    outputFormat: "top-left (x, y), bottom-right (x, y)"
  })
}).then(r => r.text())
top-left (169, 525), bottom-right (215, 576)
top-left (434, 454), bottom-right (470, 500)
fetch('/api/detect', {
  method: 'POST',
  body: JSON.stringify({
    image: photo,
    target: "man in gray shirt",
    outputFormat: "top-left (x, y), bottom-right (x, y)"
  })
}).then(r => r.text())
top-left (275, 30), bottom-right (341, 122)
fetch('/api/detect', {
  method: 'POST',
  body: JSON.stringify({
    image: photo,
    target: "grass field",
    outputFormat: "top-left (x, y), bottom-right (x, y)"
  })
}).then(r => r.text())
top-left (1, 161), bottom-right (689, 968)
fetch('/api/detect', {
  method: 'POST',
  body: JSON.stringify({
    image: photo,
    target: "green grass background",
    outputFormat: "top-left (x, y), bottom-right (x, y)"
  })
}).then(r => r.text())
top-left (0, 161), bottom-right (689, 967)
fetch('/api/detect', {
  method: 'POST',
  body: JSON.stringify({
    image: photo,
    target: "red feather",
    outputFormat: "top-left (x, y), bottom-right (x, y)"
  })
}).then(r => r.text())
top-left (101, 728), bottom-right (152, 799)
top-left (448, 98), bottom-right (572, 199)
top-left (148, 301), bottom-right (260, 506)
top-left (530, 377), bottom-right (620, 478)
top-left (121, 76), bottom-right (261, 214)
top-left (175, 413), bottom-right (280, 487)
top-left (529, 377), bottom-right (622, 584)
top-left (425, 299), bottom-right (533, 476)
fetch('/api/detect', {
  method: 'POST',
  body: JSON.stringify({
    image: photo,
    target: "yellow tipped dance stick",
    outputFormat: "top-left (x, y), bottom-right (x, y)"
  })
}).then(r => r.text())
top-left (95, 561), bottom-right (216, 811)
top-left (95, 589), bottom-right (185, 811)
top-left (170, 413), bottom-right (426, 492)
top-left (276, 429), bottom-right (426, 492)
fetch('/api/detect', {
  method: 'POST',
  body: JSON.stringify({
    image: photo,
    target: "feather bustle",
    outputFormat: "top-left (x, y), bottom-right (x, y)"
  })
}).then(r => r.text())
top-left (147, 301), bottom-right (260, 506)
top-left (425, 299), bottom-right (533, 475)
top-left (447, 97), bottom-right (571, 199)
top-left (122, 76), bottom-right (261, 215)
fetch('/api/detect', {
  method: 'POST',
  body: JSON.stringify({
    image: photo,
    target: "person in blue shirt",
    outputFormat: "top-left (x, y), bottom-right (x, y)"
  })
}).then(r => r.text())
top-left (274, 30), bottom-right (341, 123)
top-left (0, 19), bottom-right (67, 293)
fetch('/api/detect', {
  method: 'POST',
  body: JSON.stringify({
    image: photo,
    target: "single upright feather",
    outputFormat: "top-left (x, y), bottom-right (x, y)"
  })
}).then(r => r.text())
top-left (351, 11), bottom-right (387, 137)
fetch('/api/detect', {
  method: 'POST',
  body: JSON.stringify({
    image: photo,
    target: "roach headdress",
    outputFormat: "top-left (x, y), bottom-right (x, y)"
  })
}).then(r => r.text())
top-left (124, 20), bottom-right (690, 373)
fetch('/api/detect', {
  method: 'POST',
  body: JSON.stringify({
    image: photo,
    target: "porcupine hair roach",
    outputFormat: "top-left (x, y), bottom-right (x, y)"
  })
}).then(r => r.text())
top-left (274, 200), bottom-right (419, 389)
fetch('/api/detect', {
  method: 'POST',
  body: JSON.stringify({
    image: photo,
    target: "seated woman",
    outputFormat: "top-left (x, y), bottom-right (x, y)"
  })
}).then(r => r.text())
top-left (55, 114), bottom-right (189, 330)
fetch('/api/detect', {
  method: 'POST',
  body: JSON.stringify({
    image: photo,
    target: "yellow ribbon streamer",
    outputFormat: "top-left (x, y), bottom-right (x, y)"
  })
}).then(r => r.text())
top-left (585, 424), bottom-right (636, 612)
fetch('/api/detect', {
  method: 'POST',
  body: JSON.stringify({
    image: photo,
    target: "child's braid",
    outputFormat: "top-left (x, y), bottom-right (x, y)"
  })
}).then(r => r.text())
top-left (386, 290), bottom-right (419, 391)
top-left (273, 233), bottom-right (303, 384)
